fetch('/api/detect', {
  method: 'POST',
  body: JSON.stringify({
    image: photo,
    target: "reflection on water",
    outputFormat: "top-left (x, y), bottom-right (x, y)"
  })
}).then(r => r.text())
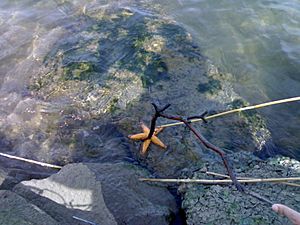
top-left (0, 0), bottom-right (299, 162)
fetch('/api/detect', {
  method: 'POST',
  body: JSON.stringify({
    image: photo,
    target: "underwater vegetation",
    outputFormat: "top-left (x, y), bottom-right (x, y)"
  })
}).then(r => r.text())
top-left (29, 7), bottom-right (201, 118)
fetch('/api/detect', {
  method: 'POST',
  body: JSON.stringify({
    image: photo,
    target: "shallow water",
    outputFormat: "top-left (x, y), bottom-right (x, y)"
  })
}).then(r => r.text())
top-left (159, 0), bottom-right (300, 157)
top-left (0, 0), bottom-right (299, 164)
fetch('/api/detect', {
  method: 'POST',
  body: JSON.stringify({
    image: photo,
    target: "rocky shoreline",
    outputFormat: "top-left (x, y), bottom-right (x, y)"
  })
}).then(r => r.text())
top-left (0, 161), bottom-right (177, 225)
top-left (180, 152), bottom-right (300, 225)
top-left (0, 152), bottom-right (299, 224)
top-left (0, 3), bottom-right (299, 225)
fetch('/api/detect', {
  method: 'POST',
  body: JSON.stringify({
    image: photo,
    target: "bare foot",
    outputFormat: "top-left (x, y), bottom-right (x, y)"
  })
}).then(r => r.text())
top-left (272, 204), bottom-right (300, 225)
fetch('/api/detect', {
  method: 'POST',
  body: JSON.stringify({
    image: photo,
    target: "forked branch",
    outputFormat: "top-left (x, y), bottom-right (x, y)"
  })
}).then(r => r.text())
top-left (149, 103), bottom-right (244, 192)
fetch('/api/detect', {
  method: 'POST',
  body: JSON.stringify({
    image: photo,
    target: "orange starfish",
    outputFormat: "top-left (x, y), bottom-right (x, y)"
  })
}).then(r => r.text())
top-left (128, 122), bottom-right (166, 154)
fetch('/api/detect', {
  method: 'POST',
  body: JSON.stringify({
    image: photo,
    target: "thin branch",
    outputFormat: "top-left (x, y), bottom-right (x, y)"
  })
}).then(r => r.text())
top-left (150, 103), bottom-right (243, 191)
top-left (0, 152), bottom-right (62, 169)
top-left (187, 111), bottom-right (208, 123)
top-left (205, 171), bottom-right (300, 187)
top-left (146, 103), bottom-right (170, 139)
top-left (72, 216), bottom-right (99, 225)
top-left (139, 177), bottom-right (300, 184)
top-left (158, 96), bottom-right (300, 128)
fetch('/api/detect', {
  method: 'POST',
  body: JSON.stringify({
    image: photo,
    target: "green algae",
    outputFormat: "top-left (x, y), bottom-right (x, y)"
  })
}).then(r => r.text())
top-left (108, 97), bottom-right (119, 113)
top-left (197, 79), bottom-right (222, 94)
top-left (30, 7), bottom-right (200, 119)
top-left (62, 62), bottom-right (94, 81)
top-left (228, 98), bottom-right (269, 137)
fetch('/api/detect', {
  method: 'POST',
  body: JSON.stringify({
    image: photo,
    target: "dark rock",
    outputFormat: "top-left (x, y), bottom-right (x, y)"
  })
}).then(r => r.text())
top-left (14, 162), bottom-right (177, 225)
top-left (0, 190), bottom-right (58, 225)
top-left (0, 164), bottom-right (23, 190)
top-left (0, 166), bottom-right (8, 187)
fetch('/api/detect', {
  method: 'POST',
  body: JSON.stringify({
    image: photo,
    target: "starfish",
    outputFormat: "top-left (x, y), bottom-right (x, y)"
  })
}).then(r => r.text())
top-left (128, 122), bottom-right (167, 154)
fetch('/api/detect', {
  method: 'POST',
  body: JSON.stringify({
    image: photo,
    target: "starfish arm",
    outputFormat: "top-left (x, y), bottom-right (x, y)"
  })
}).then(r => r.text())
top-left (141, 139), bottom-right (151, 154)
top-left (128, 133), bottom-right (148, 140)
top-left (141, 123), bottom-right (150, 134)
top-left (151, 136), bottom-right (167, 149)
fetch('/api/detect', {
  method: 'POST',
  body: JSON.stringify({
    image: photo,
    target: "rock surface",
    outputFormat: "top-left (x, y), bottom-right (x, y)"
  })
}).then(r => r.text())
top-left (180, 152), bottom-right (300, 225)
top-left (0, 5), bottom-right (272, 179)
top-left (0, 190), bottom-right (58, 225)
top-left (14, 162), bottom-right (177, 225)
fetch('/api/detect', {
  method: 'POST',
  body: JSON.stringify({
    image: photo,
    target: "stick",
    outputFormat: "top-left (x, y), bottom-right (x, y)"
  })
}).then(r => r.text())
top-left (72, 216), bottom-right (99, 225)
top-left (158, 96), bottom-right (300, 128)
top-left (205, 171), bottom-right (300, 187)
top-left (154, 106), bottom-right (244, 191)
top-left (139, 177), bottom-right (300, 184)
top-left (0, 152), bottom-right (62, 169)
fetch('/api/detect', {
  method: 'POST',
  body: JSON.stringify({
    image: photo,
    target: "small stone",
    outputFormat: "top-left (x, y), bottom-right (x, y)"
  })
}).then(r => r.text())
top-left (254, 165), bottom-right (260, 169)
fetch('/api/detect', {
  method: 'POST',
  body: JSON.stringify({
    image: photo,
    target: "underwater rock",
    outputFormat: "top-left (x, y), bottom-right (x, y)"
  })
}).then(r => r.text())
top-left (29, 7), bottom-right (176, 116)
top-left (180, 152), bottom-right (300, 225)
top-left (1, 4), bottom-right (273, 185)
top-left (14, 162), bottom-right (177, 225)
top-left (72, 123), bottom-right (132, 163)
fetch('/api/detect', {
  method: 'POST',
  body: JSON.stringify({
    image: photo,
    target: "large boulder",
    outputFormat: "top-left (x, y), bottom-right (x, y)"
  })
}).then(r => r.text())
top-left (0, 5), bottom-right (272, 178)
top-left (14, 162), bottom-right (177, 225)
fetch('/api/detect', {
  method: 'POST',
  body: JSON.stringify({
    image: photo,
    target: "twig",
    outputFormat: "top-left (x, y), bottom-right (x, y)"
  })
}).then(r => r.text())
top-left (205, 171), bottom-right (300, 187)
top-left (139, 177), bottom-right (300, 184)
top-left (151, 103), bottom-right (243, 191)
top-left (0, 152), bottom-right (62, 169)
top-left (72, 216), bottom-right (99, 225)
top-left (147, 103), bottom-right (170, 139)
top-left (246, 190), bottom-right (274, 206)
top-left (205, 172), bottom-right (276, 205)
top-left (158, 96), bottom-right (300, 128)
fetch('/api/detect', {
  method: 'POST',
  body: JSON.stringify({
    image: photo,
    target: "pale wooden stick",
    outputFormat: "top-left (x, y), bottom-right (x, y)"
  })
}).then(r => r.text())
top-left (139, 177), bottom-right (300, 184)
top-left (205, 171), bottom-right (300, 187)
top-left (72, 216), bottom-right (99, 225)
top-left (206, 171), bottom-right (247, 179)
top-left (158, 96), bottom-right (300, 128)
top-left (0, 152), bottom-right (62, 169)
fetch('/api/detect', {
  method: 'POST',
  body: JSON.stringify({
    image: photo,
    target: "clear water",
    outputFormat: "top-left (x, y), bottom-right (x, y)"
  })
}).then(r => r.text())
top-left (0, 0), bottom-right (299, 160)
top-left (160, 0), bottom-right (300, 157)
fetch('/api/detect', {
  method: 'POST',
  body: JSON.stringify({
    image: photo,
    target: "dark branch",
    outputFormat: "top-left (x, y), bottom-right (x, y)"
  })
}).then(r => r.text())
top-left (150, 103), bottom-right (244, 192)
top-left (187, 111), bottom-right (208, 123)
top-left (147, 103), bottom-right (171, 140)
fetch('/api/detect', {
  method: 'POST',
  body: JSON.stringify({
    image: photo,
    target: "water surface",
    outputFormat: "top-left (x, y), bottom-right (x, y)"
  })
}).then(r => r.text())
top-left (0, 0), bottom-right (299, 161)
top-left (160, 0), bottom-right (300, 158)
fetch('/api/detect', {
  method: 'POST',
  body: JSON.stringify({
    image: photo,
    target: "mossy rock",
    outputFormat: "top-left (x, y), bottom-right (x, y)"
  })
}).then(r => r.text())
top-left (29, 7), bottom-right (200, 119)
top-left (197, 78), bottom-right (222, 94)
top-left (62, 62), bottom-right (94, 81)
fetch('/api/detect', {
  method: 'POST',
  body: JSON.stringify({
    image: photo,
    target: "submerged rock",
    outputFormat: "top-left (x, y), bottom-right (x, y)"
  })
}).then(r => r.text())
top-left (180, 152), bottom-right (300, 225)
top-left (0, 4), bottom-right (272, 179)
top-left (14, 162), bottom-right (177, 225)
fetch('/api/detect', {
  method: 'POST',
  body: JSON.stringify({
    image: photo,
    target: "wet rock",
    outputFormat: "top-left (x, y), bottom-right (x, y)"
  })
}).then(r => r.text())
top-left (14, 162), bottom-right (177, 225)
top-left (0, 4), bottom-right (272, 181)
top-left (0, 190), bottom-right (58, 225)
top-left (180, 152), bottom-right (300, 225)
top-left (71, 123), bottom-right (132, 163)
top-left (0, 166), bottom-right (18, 190)
top-left (0, 167), bottom-right (8, 187)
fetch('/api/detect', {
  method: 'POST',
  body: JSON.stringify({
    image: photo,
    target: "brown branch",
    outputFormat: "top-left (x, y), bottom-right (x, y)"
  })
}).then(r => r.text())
top-left (146, 103), bottom-right (170, 139)
top-left (150, 103), bottom-right (243, 191)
